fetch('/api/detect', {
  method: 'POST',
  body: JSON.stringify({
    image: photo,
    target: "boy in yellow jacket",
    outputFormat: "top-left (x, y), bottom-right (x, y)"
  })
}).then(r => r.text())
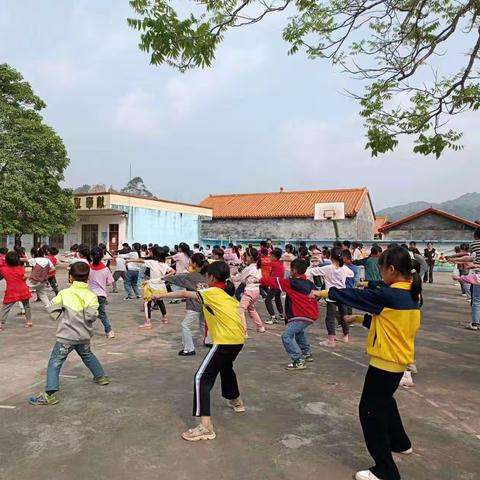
top-left (311, 245), bottom-right (422, 480)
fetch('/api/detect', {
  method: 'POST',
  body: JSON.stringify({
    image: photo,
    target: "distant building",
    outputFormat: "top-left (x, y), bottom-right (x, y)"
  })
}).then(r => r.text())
top-left (199, 188), bottom-right (375, 245)
top-left (374, 215), bottom-right (388, 240)
top-left (1, 192), bottom-right (212, 252)
top-left (380, 207), bottom-right (478, 242)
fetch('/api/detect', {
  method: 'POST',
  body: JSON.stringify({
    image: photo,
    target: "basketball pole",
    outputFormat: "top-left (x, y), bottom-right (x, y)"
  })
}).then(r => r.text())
top-left (332, 219), bottom-right (340, 241)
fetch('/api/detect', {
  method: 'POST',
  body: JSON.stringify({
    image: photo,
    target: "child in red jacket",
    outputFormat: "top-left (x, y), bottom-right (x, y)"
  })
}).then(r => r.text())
top-left (0, 251), bottom-right (32, 329)
top-left (261, 258), bottom-right (318, 370)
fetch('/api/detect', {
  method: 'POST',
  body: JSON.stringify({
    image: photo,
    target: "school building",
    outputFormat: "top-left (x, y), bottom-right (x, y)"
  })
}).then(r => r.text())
top-left (199, 187), bottom-right (376, 245)
top-left (1, 192), bottom-right (212, 252)
top-left (379, 207), bottom-right (479, 244)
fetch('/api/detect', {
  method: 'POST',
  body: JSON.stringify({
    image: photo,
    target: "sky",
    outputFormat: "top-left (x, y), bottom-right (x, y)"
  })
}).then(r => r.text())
top-left (0, 1), bottom-right (477, 211)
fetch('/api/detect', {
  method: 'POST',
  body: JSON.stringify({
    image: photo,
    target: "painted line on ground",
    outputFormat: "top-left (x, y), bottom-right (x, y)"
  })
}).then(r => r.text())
top-left (59, 374), bottom-right (77, 379)
top-left (0, 405), bottom-right (16, 409)
top-left (409, 390), bottom-right (425, 398)
top-left (425, 399), bottom-right (440, 408)
top-left (106, 352), bottom-right (124, 356)
top-left (441, 409), bottom-right (458, 421)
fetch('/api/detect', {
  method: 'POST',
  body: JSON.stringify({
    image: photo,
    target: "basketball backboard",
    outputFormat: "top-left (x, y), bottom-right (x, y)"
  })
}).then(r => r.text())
top-left (314, 202), bottom-right (345, 220)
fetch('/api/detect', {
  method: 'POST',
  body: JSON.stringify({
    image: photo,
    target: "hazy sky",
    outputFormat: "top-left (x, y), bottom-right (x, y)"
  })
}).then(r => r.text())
top-left (0, 1), bottom-right (477, 210)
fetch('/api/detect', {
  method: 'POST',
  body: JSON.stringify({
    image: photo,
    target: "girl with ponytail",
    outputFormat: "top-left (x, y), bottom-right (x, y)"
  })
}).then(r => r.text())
top-left (153, 260), bottom-right (246, 443)
top-left (231, 248), bottom-right (265, 335)
top-left (310, 246), bottom-right (422, 480)
top-left (88, 246), bottom-right (115, 339)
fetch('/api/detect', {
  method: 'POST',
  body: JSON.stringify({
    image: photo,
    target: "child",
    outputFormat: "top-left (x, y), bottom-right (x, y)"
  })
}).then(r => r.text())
top-left (264, 248), bottom-right (285, 324)
top-left (453, 270), bottom-right (480, 330)
top-left (311, 246), bottom-right (421, 480)
top-left (280, 244), bottom-right (296, 278)
top-left (23, 247), bottom-right (54, 307)
top-left (46, 246), bottom-right (59, 295)
top-left (307, 246), bottom-right (354, 346)
top-left (0, 251), bottom-right (32, 329)
top-left (354, 246), bottom-right (382, 281)
top-left (118, 242), bottom-right (142, 300)
top-left (232, 248), bottom-right (265, 335)
top-left (261, 258), bottom-right (318, 370)
top-left (153, 261), bottom-right (245, 441)
top-left (112, 255), bottom-right (127, 293)
top-left (29, 261), bottom-right (110, 406)
top-left (165, 252), bottom-right (208, 355)
top-left (126, 246), bottom-right (175, 328)
top-left (88, 246), bottom-right (115, 339)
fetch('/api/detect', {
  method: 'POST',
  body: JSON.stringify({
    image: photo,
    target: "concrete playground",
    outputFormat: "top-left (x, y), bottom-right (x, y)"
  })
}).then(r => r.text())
top-left (0, 272), bottom-right (479, 480)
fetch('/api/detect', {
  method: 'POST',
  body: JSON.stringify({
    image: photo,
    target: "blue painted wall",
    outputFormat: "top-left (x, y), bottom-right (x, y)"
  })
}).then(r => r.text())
top-left (112, 205), bottom-right (200, 247)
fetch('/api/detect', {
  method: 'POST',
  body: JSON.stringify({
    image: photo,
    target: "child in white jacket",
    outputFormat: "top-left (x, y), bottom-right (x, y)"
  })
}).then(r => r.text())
top-left (307, 246), bottom-right (354, 347)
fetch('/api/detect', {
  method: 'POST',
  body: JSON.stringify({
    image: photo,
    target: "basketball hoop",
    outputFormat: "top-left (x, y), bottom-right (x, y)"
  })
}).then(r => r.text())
top-left (314, 203), bottom-right (345, 221)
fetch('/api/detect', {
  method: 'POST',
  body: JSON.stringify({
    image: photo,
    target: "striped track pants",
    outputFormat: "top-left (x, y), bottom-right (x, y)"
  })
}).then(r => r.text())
top-left (193, 344), bottom-right (243, 417)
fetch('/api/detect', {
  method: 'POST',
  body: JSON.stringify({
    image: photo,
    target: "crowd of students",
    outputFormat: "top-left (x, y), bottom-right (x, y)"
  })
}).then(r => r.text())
top-left (2, 232), bottom-right (476, 480)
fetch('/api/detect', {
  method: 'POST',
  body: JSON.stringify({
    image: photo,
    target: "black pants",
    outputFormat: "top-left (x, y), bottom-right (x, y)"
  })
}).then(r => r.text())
top-left (423, 262), bottom-right (434, 283)
top-left (193, 344), bottom-right (243, 417)
top-left (265, 288), bottom-right (283, 316)
top-left (325, 301), bottom-right (348, 335)
top-left (145, 300), bottom-right (166, 319)
top-left (359, 366), bottom-right (411, 480)
top-left (48, 277), bottom-right (59, 295)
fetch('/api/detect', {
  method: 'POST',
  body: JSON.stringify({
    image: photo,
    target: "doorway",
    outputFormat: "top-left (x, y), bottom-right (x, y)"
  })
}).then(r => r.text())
top-left (109, 224), bottom-right (119, 252)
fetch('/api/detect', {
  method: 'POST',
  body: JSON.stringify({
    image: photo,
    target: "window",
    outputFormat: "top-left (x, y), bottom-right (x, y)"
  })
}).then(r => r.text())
top-left (0, 235), bottom-right (7, 248)
top-left (49, 234), bottom-right (64, 250)
top-left (81, 224), bottom-right (98, 248)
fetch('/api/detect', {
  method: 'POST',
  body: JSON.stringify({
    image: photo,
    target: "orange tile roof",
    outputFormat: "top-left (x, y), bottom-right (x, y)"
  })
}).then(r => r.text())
top-left (374, 215), bottom-right (388, 235)
top-left (380, 207), bottom-right (479, 232)
top-left (200, 188), bottom-right (372, 219)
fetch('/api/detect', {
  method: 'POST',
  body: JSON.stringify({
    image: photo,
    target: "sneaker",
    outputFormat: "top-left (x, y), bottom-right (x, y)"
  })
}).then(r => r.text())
top-left (123, 297), bottom-right (134, 301)
top-left (264, 319), bottom-right (274, 325)
top-left (94, 375), bottom-right (110, 386)
top-left (286, 359), bottom-right (307, 370)
top-left (319, 339), bottom-right (336, 348)
top-left (204, 343), bottom-right (213, 349)
top-left (461, 293), bottom-right (467, 297)
top-left (400, 371), bottom-right (414, 388)
top-left (106, 331), bottom-right (115, 339)
top-left (355, 470), bottom-right (381, 480)
top-left (226, 398), bottom-right (246, 413)
top-left (29, 392), bottom-right (59, 406)
top-left (398, 447), bottom-right (413, 455)
top-left (136, 295), bottom-right (142, 299)
top-left (181, 424), bottom-right (216, 441)
top-left (257, 327), bottom-right (266, 333)
top-left (139, 323), bottom-right (152, 329)
top-left (112, 290), bottom-right (118, 293)
top-left (465, 324), bottom-right (479, 331)
top-left (169, 299), bottom-right (181, 305)
top-left (178, 350), bottom-right (196, 356)
top-left (336, 334), bottom-right (349, 343)
top-left (302, 353), bottom-right (314, 362)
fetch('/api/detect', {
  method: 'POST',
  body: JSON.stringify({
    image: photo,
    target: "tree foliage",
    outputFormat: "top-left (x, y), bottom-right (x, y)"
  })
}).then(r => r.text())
top-left (0, 64), bottom-right (77, 236)
top-left (121, 176), bottom-right (154, 197)
top-left (128, 0), bottom-right (480, 158)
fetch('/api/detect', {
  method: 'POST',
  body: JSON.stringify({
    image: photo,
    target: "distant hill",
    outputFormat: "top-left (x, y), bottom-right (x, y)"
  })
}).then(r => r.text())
top-left (377, 192), bottom-right (480, 222)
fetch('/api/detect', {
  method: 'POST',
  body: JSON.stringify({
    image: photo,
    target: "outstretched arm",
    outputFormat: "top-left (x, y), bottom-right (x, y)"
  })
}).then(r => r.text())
top-left (153, 290), bottom-right (197, 300)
